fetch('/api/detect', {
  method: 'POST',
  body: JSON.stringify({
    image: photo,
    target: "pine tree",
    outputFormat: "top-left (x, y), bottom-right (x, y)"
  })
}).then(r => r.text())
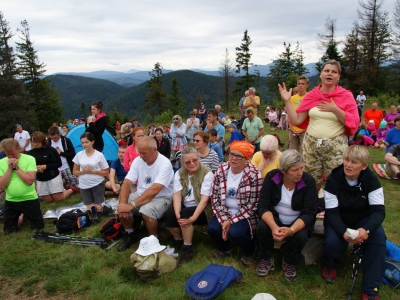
top-left (167, 77), bottom-right (185, 115)
top-left (16, 20), bottom-right (63, 131)
top-left (0, 11), bottom-right (17, 81)
top-left (80, 102), bottom-right (87, 118)
top-left (315, 17), bottom-right (342, 74)
top-left (266, 42), bottom-right (298, 100)
top-left (0, 12), bottom-right (34, 138)
top-left (234, 30), bottom-right (257, 100)
top-left (341, 1), bottom-right (391, 94)
top-left (142, 62), bottom-right (168, 118)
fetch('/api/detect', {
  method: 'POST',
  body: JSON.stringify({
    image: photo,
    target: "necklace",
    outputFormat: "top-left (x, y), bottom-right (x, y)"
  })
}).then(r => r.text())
top-left (229, 169), bottom-right (243, 183)
top-left (283, 184), bottom-right (295, 192)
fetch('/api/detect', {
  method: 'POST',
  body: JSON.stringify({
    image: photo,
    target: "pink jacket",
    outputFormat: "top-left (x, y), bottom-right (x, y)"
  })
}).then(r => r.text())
top-left (123, 143), bottom-right (139, 172)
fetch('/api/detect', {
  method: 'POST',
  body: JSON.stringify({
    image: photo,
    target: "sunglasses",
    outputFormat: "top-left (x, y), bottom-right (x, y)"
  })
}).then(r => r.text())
top-left (193, 139), bottom-right (203, 143)
top-left (173, 118), bottom-right (179, 121)
top-left (184, 158), bottom-right (198, 165)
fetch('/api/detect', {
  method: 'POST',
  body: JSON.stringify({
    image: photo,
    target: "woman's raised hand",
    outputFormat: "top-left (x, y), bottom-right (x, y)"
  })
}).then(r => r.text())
top-left (278, 83), bottom-right (292, 103)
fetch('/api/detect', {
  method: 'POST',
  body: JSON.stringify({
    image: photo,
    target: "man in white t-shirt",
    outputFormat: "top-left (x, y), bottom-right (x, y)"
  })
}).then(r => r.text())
top-left (117, 136), bottom-right (174, 251)
top-left (356, 91), bottom-right (366, 109)
top-left (14, 124), bottom-right (31, 152)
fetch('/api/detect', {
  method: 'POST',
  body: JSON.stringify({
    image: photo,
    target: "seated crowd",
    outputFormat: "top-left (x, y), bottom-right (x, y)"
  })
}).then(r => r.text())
top-left (1, 78), bottom-right (395, 300)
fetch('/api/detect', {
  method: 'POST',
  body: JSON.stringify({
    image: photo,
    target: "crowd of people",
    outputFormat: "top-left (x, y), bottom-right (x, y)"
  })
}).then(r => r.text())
top-left (1, 60), bottom-right (397, 299)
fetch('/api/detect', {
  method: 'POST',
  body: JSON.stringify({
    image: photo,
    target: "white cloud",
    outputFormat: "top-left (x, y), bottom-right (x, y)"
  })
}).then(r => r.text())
top-left (2, 0), bottom-right (396, 74)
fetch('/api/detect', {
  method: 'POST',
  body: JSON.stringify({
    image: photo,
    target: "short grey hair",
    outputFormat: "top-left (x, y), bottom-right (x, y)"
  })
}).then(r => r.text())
top-left (215, 105), bottom-right (221, 110)
top-left (180, 147), bottom-right (199, 165)
top-left (279, 149), bottom-right (303, 173)
top-left (245, 90), bottom-right (250, 96)
top-left (249, 87), bottom-right (256, 93)
top-left (138, 136), bottom-right (157, 150)
top-left (260, 135), bottom-right (279, 151)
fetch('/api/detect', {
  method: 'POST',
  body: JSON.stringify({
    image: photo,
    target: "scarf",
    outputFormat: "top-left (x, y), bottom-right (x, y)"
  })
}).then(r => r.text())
top-left (296, 85), bottom-right (359, 136)
top-left (95, 112), bottom-right (107, 123)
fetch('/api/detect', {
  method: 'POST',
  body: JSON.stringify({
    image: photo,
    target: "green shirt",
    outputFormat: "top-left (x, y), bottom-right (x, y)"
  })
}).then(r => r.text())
top-left (242, 116), bottom-right (264, 144)
top-left (0, 154), bottom-right (37, 202)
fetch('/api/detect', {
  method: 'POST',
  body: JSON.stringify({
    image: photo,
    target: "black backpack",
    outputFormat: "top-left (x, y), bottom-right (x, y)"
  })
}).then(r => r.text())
top-left (55, 209), bottom-right (92, 234)
top-left (99, 217), bottom-right (124, 240)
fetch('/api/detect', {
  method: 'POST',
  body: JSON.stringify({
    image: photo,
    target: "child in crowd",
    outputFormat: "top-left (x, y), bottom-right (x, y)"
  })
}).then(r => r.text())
top-left (73, 132), bottom-right (109, 218)
top-left (357, 133), bottom-right (374, 147)
top-left (366, 119), bottom-right (377, 142)
top-left (208, 129), bottom-right (224, 162)
top-left (148, 124), bottom-right (156, 137)
top-left (375, 120), bottom-right (388, 149)
top-left (358, 124), bottom-right (372, 137)
top-left (277, 112), bottom-right (289, 130)
top-left (229, 116), bottom-right (238, 127)
top-left (226, 123), bottom-right (242, 150)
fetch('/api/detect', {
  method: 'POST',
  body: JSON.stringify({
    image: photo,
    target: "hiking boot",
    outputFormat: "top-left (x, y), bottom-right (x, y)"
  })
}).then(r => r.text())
top-left (321, 266), bottom-right (337, 284)
top-left (240, 255), bottom-right (254, 267)
top-left (174, 239), bottom-right (183, 252)
top-left (256, 258), bottom-right (275, 276)
top-left (179, 245), bottom-right (194, 265)
top-left (117, 231), bottom-right (138, 252)
top-left (101, 205), bottom-right (114, 216)
top-left (362, 293), bottom-right (380, 300)
top-left (89, 206), bottom-right (99, 224)
top-left (282, 260), bottom-right (297, 282)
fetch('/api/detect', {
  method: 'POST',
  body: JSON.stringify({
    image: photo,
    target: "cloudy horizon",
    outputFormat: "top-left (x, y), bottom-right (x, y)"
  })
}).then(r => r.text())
top-left (2, 0), bottom-right (396, 75)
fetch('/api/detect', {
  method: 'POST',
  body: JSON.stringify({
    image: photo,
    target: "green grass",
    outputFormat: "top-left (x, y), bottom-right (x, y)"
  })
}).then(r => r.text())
top-left (1, 126), bottom-right (400, 299)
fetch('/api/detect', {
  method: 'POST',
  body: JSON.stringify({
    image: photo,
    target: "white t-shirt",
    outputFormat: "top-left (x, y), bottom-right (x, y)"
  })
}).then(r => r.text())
top-left (173, 171), bottom-right (214, 207)
top-left (50, 139), bottom-right (69, 171)
top-left (14, 130), bottom-right (31, 151)
top-left (72, 150), bottom-right (109, 189)
top-left (356, 95), bottom-right (366, 105)
top-left (126, 153), bottom-right (174, 198)
top-left (225, 169), bottom-right (243, 217)
top-left (274, 186), bottom-right (300, 225)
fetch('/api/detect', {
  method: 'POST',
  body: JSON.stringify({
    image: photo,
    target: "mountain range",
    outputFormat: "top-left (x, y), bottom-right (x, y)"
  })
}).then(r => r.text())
top-left (55, 62), bottom-right (318, 87)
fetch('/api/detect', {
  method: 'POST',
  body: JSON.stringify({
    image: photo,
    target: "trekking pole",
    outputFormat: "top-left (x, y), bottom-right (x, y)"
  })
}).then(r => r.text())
top-left (347, 243), bottom-right (363, 300)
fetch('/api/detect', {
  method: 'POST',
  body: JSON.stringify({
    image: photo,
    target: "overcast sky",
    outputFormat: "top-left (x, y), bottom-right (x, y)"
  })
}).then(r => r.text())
top-left (2, 0), bottom-right (396, 74)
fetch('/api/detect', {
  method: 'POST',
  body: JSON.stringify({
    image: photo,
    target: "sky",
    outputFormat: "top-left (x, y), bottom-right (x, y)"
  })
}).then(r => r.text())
top-left (2, 0), bottom-right (397, 75)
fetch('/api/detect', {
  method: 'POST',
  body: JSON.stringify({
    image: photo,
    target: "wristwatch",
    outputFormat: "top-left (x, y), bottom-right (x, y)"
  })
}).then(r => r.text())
top-left (12, 166), bottom-right (19, 171)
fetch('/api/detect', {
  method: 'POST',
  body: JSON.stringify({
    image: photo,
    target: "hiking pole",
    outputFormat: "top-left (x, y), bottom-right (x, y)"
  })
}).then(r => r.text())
top-left (33, 231), bottom-right (108, 248)
top-left (347, 243), bottom-right (363, 300)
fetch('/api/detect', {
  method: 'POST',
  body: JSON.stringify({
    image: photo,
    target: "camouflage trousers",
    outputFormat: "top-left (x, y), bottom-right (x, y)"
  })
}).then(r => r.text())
top-left (302, 132), bottom-right (348, 184)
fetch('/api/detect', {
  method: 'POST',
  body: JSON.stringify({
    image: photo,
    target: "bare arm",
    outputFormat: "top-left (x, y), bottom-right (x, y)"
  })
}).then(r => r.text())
top-left (172, 191), bottom-right (182, 219)
top-left (279, 83), bottom-right (308, 125)
top-left (109, 168), bottom-right (118, 192)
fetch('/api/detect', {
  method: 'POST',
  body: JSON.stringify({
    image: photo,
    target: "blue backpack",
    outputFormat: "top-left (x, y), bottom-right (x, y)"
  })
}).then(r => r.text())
top-left (185, 263), bottom-right (242, 300)
top-left (383, 240), bottom-right (400, 288)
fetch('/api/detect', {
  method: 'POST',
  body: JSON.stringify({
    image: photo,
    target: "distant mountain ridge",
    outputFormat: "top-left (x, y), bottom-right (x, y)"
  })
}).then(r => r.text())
top-left (54, 62), bottom-right (318, 87)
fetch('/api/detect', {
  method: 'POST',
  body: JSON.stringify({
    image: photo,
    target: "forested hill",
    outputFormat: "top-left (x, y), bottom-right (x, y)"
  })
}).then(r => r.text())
top-left (47, 74), bottom-right (127, 118)
top-left (48, 70), bottom-right (236, 119)
top-left (106, 70), bottom-right (224, 118)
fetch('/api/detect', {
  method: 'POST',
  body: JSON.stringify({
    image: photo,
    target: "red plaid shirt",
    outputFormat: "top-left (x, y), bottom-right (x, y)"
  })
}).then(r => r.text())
top-left (210, 162), bottom-right (263, 237)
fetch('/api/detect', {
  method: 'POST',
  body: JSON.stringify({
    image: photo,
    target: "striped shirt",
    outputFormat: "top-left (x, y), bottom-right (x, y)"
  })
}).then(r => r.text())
top-left (199, 149), bottom-right (219, 171)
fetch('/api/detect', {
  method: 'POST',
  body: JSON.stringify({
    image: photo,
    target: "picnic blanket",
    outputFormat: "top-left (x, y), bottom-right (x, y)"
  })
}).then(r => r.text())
top-left (372, 163), bottom-right (399, 180)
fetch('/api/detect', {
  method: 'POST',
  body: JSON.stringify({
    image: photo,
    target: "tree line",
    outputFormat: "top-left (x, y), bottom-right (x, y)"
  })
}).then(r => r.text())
top-left (0, 12), bottom-right (63, 138)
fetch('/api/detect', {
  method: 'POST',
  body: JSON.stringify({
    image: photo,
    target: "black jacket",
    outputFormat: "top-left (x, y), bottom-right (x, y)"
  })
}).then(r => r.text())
top-left (155, 137), bottom-right (171, 159)
top-left (85, 116), bottom-right (106, 152)
top-left (29, 146), bottom-right (62, 181)
top-left (47, 136), bottom-right (76, 171)
top-left (258, 169), bottom-right (318, 227)
top-left (324, 164), bottom-right (385, 237)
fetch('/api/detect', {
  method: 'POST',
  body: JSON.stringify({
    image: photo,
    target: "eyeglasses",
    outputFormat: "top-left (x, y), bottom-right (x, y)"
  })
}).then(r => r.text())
top-left (193, 139), bottom-right (203, 143)
top-left (184, 158), bottom-right (198, 165)
top-left (173, 118), bottom-right (179, 121)
top-left (262, 151), bottom-right (276, 158)
top-left (229, 152), bottom-right (246, 160)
